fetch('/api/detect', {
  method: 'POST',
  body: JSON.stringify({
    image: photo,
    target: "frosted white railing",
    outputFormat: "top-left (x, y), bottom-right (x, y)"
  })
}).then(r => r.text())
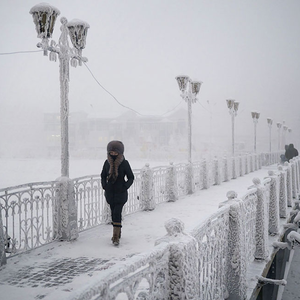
top-left (0, 181), bottom-right (56, 255)
top-left (0, 152), bottom-right (282, 257)
top-left (66, 156), bottom-right (300, 300)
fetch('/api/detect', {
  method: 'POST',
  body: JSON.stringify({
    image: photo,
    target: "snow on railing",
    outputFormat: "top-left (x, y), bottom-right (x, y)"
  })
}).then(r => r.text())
top-left (67, 241), bottom-right (171, 300)
top-left (0, 181), bottom-right (56, 256)
top-left (241, 188), bottom-right (258, 265)
top-left (64, 155), bottom-right (300, 300)
top-left (152, 165), bottom-right (168, 204)
top-left (73, 175), bottom-right (105, 230)
top-left (191, 205), bottom-right (231, 299)
top-left (0, 151), bottom-right (283, 259)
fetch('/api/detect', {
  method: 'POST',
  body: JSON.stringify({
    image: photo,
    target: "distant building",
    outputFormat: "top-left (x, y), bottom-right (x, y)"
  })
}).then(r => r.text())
top-left (43, 109), bottom-right (189, 159)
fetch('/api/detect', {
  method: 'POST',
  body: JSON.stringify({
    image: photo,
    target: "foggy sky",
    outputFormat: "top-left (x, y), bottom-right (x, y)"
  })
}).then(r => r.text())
top-left (1, 0), bottom-right (300, 155)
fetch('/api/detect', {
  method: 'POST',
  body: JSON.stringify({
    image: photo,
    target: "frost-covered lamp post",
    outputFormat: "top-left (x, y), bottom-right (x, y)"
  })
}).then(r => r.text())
top-left (267, 118), bottom-right (273, 153)
top-left (175, 76), bottom-right (202, 163)
top-left (277, 122), bottom-right (282, 150)
top-left (29, 3), bottom-right (89, 241)
top-left (288, 128), bottom-right (292, 144)
top-left (283, 124), bottom-right (288, 148)
top-left (29, 3), bottom-right (89, 177)
top-left (251, 112), bottom-right (260, 153)
top-left (226, 99), bottom-right (239, 156)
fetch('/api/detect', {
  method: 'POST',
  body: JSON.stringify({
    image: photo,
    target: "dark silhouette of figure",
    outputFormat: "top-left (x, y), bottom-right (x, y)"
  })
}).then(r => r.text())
top-left (285, 143), bottom-right (299, 162)
top-left (101, 140), bottom-right (134, 246)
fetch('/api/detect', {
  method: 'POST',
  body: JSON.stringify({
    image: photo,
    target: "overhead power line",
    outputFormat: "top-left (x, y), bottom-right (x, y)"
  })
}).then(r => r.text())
top-left (83, 61), bottom-right (184, 117)
top-left (0, 49), bottom-right (200, 118)
top-left (0, 50), bottom-right (43, 55)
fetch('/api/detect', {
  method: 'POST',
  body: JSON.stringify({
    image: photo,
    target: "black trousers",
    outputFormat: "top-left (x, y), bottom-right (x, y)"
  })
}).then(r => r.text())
top-left (109, 202), bottom-right (124, 226)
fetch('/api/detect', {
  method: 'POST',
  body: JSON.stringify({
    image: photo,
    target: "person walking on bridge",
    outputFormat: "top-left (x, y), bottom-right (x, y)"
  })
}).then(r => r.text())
top-left (101, 140), bottom-right (134, 246)
top-left (285, 143), bottom-right (299, 162)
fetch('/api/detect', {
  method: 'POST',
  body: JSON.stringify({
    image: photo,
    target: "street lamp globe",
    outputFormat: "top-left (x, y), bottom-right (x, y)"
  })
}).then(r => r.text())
top-left (29, 3), bottom-right (60, 40)
top-left (175, 75), bottom-right (189, 92)
top-left (233, 101), bottom-right (239, 112)
top-left (251, 112), bottom-right (260, 121)
top-left (226, 99), bottom-right (235, 110)
top-left (191, 81), bottom-right (202, 96)
top-left (67, 19), bottom-right (90, 54)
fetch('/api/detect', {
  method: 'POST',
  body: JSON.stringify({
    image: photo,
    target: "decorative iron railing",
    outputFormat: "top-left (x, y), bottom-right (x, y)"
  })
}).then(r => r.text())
top-left (67, 155), bottom-right (299, 300)
top-left (175, 163), bottom-right (190, 196)
top-left (67, 242), bottom-right (171, 300)
top-left (152, 166), bottom-right (168, 204)
top-left (191, 206), bottom-right (231, 299)
top-left (0, 152), bottom-right (282, 257)
top-left (123, 169), bottom-right (141, 215)
top-left (73, 175), bottom-right (105, 231)
top-left (241, 188), bottom-right (258, 265)
top-left (0, 181), bottom-right (56, 255)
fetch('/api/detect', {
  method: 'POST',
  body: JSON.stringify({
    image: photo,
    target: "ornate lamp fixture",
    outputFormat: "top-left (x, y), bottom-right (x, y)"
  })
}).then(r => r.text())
top-left (30, 3), bottom-right (89, 178)
top-left (226, 99), bottom-right (239, 155)
top-left (251, 112), bottom-right (260, 153)
top-left (175, 75), bottom-right (202, 103)
top-left (251, 112), bottom-right (260, 122)
top-left (175, 75), bottom-right (203, 163)
top-left (29, 3), bottom-right (60, 55)
top-left (67, 19), bottom-right (90, 65)
top-left (267, 118), bottom-right (273, 153)
top-left (277, 122), bottom-right (282, 150)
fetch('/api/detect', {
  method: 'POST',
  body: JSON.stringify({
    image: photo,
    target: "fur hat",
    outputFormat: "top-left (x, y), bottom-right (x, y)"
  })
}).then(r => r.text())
top-left (107, 140), bottom-right (124, 154)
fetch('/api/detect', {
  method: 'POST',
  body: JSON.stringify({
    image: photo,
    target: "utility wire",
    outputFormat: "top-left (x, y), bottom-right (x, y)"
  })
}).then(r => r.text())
top-left (0, 50), bottom-right (43, 55)
top-left (83, 61), bottom-right (184, 117)
top-left (1, 49), bottom-right (186, 118)
top-left (196, 100), bottom-right (211, 114)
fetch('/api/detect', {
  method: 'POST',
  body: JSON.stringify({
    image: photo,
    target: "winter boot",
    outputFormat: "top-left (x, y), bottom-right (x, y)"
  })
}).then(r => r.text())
top-left (112, 226), bottom-right (121, 246)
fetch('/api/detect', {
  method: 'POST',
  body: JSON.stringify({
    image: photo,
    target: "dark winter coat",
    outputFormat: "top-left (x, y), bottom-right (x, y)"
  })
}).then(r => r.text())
top-left (285, 144), bottom-right (299, 162)
top-left (101, 158), bottom-right (134, 205)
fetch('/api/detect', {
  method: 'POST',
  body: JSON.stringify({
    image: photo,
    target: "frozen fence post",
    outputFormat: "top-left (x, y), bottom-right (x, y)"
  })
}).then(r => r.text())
top-left (291, 159), bottom-right (298, 199)
top-left (214, 157), bottom-right (221, 185)
top-left (232, 156), bottom-right (237, 179)
top-left (245, 154), bottom-right (249, 175)
top-left (258, 153), bottom-right (262, 169)
top-left (140, 163), bottom-right (155, 211)
top-left (166, 162), bottom-right (178, 202)
top-left (201, 158), bottom-right (209, 189)
top-left (284, 162), bottom-right (293, 207)
top-left (53, 177), bottom-right (78, 241)
top-left (295, 157), bottom-right (300, 194)
top-left (155, 218), bottom-right (199, 300)
top-left (253, 178), bottom-right (269, 260)
top-left (220, 191), bottom-right (247, 300)
top-left (239, 155), bottom-right (244, 177)
top-left (267, 171), bottom-right (280, 235)
top-left (223, 156), bottom-right (229, 182)
top-left (250, 154), bottom-right (254, 172)
top-left (254, 154), bottom-right (257, 171)
top-left (277, 165), bottom-right (287, 218)
top-left (185, 163), bottom-right (194, 194)
top-left (0, 212), bottom-right (7, 266)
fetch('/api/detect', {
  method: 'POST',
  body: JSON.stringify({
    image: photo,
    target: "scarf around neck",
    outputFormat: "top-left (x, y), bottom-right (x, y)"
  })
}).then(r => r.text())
top-left (107, 153), bottom-right (124, 182)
